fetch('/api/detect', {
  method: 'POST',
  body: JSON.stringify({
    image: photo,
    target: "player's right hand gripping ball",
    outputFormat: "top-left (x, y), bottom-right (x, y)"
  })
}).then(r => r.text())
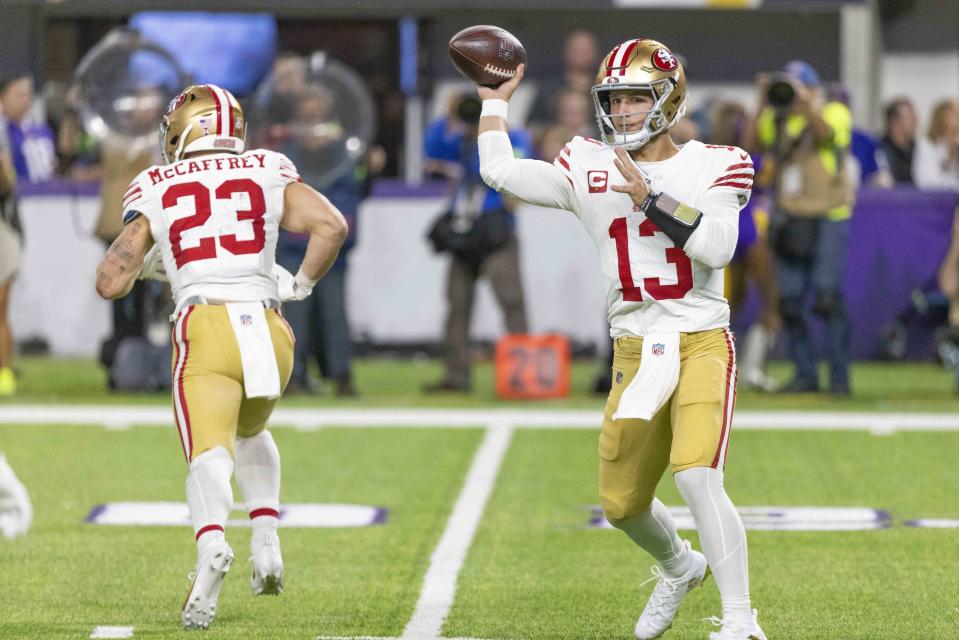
top-left (448, 25), bottom-right (526, 88)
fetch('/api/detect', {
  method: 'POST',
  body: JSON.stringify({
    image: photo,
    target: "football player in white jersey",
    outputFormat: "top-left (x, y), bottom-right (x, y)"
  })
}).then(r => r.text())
top-left (95, 84), bottom-right (348, 629)
top-left (475, 40), bottom-right (767, 640)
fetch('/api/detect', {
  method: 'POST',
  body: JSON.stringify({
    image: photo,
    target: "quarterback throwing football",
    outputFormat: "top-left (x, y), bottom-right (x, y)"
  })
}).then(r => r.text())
top-left (476, 40), bottom-right (766, 640)
top-left (95, 84), bottom-right (348, 629)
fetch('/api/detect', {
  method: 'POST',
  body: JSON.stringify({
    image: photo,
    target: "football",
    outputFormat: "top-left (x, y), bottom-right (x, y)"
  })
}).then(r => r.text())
top-left (448, 25), bottom-right (527, 88)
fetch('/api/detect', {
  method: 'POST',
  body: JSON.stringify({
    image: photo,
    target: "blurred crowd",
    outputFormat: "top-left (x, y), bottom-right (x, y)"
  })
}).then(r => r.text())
top-left (1, 26), bottom-right (958, 398)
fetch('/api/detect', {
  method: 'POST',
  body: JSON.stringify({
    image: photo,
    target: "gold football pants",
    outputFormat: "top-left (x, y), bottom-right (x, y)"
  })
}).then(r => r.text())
top-left (170, 304), bottom-right (294, 462)
top-left (598, 328), bottom-right (736, 524)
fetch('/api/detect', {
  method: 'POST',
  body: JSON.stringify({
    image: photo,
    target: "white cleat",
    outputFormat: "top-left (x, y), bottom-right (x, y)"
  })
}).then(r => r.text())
top-left (707, 609), bottom-right (768, 640)
top-left (182, 539), bottom-right (234, 630)
top-left (250, 531), bottom-right (284, 596)
top-left (634, 543), bottom-right (710, 640)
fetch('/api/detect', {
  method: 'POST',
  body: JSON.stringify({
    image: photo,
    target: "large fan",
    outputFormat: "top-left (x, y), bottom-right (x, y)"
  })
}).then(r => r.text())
top-left (72, 27), bottom-right (189, 154)
top-left (250, 52), bottom-right (377, 189)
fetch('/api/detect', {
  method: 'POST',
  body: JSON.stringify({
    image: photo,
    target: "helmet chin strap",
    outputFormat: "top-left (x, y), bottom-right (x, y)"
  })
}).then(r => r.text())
top-left (610, 101), bottom-right (687, 151)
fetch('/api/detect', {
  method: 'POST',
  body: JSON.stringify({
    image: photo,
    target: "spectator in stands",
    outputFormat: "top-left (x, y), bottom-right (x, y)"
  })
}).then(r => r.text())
top-left (528, 30), bottom-right (600, 130)
top-left (913, 99), bottom-right (959, 192)
top-left (92, 85), bottom-right (166, 388)
top-left (0, 74), bottom-right (56, 184)
top-left (252, 51), bottom-right (309, 151)
top-left (669, 115), bottom-right (700, 146)
top-left (55, 96), bottom-right (102, 182)
top-left (710, 100), bottom-right (780, 391)
top-left (879, 97), bottom-right (918, 185)
top-left (538, 88), bottom-right (593, 161)
top-left (748, 60), bottom-right (855, 395)
top-left (277, 87), bottom-right (380, 396)
top-left (0, 122), bottom-right (19, 396)
top-left (826, 82), bottom-right (892, 188)
top-left (423, 93), bottom-right (531, 392)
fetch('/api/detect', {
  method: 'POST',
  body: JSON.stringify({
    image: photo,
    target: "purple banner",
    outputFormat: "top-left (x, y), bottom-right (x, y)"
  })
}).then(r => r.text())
top-left (844, 188), bottom-right (958, 359)
top-left (737, 187), bottom-right (959, 360)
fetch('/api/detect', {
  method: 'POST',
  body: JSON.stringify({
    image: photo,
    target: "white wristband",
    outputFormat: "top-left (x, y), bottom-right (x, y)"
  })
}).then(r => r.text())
top-left (294, 269), bottom-right (318, 289)
top-left (481, 99), bottom-right (509, 120)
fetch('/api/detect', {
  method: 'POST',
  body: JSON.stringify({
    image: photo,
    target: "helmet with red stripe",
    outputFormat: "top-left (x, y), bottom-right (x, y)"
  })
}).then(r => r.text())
top-left (591, 39), bottom-right (686, 150)
top-left (159, 84), bottom-right (246, 164)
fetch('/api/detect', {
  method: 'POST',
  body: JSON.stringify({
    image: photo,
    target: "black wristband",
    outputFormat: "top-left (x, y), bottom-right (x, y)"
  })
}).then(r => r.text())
top-left (642, 192), bottom-right (703, 247)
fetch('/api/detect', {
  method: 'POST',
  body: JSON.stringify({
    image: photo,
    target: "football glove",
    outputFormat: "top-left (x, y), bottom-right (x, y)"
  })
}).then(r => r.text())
top-left (272, 264), bottom-right (317, 302)
top-left (137, 244), bottom-right (168, 282)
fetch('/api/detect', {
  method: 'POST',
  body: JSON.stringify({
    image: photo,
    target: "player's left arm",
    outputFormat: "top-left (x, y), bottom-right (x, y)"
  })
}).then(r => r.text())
top-left (612, 146), bottom-right (744, 269)
top-left (95, 216), bottom-right (154, 300)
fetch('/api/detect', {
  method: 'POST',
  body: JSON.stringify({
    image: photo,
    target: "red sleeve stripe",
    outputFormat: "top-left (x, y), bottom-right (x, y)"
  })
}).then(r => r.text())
top-left (711, 172), bottom-right (754, 185)
top-left (561, 145), bottom-right (571, 157)
top-left (710, 181), bottom-right (752, 190)
top-left (583, 137), bottom-right (603, 146)
top-left (123, 195), bottom-right (142, 208)
top-left (557, 156), bottom-right (571, 171)
top-left (280, 172), bottom-right (302, 182)
top-left (725, 162), bottom-right (753, 171)
top-left (553, 160), bottom-right (575, 189)
top-left (124, 185), bottom-right (141, 198)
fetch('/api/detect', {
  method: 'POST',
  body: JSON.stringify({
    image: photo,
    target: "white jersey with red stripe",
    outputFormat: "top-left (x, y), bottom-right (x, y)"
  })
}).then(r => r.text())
top-left (121, 149), bottom-right (302, 311)
top-left (552, 137), bottom-right (752, 337)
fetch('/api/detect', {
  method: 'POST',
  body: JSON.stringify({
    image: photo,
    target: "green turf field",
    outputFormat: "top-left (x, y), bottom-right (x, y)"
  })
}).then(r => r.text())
top-left (2, 358), bottom-right (959, 639)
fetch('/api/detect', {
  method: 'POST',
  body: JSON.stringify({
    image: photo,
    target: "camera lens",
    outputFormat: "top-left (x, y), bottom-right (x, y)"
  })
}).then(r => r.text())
top-left (766, 75), bottom-right (796, 109)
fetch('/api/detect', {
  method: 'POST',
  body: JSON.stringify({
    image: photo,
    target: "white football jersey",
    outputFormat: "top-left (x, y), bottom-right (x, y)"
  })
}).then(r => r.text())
top-left (551, 137), bottom-right (752, 337)
top-left (121, 149), bottom-right (301, 310)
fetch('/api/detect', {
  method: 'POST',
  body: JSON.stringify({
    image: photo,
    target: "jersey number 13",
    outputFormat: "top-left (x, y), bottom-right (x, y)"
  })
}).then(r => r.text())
top-left (609, 217), bottom-right (693, 301)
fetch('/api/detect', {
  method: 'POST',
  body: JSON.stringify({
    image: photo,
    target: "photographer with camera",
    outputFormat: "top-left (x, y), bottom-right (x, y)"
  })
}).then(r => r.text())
top-left (746, 61), bottom-right (854, 395)
top-left (423, 93), bottom-right (531, 392)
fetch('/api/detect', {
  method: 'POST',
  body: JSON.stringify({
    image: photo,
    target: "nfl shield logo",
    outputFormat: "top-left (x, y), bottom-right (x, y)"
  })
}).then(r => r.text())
top-left (240, 314), bottom-right (253, 327)
top-left (652, 343), bottom-right (665, 356)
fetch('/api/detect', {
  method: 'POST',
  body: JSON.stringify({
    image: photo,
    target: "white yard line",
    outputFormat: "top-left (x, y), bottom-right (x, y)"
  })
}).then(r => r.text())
top-left (89, 627), bottom-right (133, 639)
top-left (400, 423), bottom-right (513, 640)
top-left (314, 424), bottom-right (514, 640)
top-left (3, 405), bottom-right (959, 433)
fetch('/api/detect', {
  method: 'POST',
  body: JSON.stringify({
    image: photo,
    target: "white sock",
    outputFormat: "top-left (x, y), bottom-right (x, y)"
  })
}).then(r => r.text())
top-left (614, 498), bottom-right (689, 577)
top-left (674, 466), bottom-right (752, 623)
top-left (234, 430), bottom-right (281, 542)
top-left (186, 446), bottom-right (234, 551)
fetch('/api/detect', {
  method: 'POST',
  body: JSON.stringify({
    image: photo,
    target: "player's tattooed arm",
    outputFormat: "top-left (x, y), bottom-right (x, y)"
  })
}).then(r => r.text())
top-left (95, 217), bottom-right (154, 300)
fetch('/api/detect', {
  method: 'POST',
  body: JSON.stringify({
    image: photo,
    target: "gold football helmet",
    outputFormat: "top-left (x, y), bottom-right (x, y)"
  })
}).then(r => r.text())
top-left (591, 39), bottom-right (687, 149)
top-left (159, 84), bottom-right (246, 163)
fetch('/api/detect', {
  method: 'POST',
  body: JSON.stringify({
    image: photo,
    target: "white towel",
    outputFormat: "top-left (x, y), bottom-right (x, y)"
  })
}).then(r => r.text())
top-left (613, 332), bottom-right (681, 421)
top-left (225, 302), bottom-right (281, 399)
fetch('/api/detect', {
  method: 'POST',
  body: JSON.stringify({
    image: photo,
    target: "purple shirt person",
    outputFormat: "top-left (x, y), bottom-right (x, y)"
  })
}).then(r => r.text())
top-left (1, 74), bottom-right (56, 184)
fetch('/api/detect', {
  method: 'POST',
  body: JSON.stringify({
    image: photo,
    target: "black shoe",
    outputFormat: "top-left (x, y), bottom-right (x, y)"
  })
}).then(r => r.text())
top-left (828, 384), bottom-right (851, 397)
top-left (284, 379), bottom-right (316, 395)
top-left (776, 377), bottom-right (820, 394)
top-left (422, 379), bottom-right (471, 394)
top-left (335, 376), bottom-right (358, 398)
